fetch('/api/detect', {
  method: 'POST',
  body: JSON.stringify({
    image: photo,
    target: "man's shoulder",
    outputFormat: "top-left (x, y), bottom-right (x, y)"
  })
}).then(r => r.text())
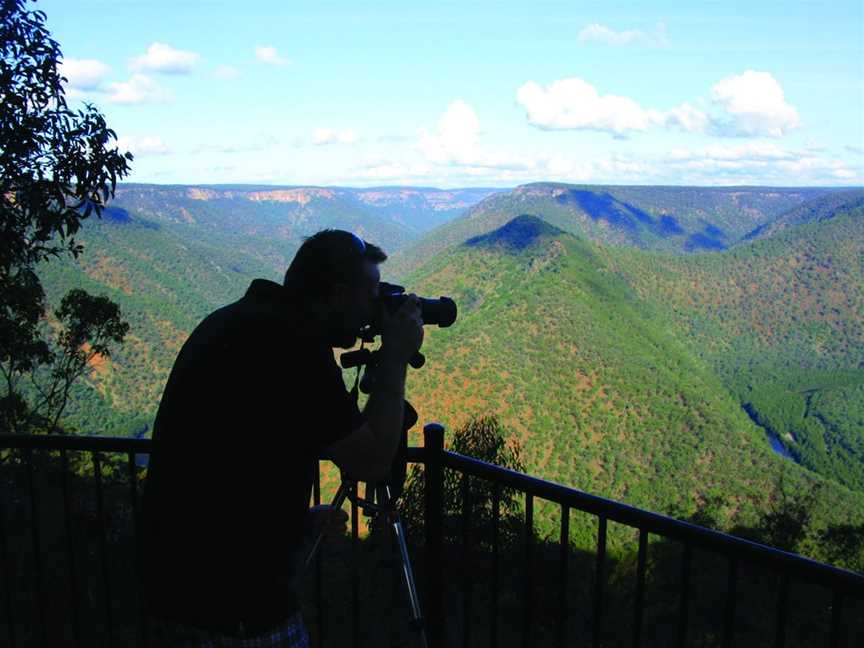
top-left (189, 282), bottom-right (296, 342)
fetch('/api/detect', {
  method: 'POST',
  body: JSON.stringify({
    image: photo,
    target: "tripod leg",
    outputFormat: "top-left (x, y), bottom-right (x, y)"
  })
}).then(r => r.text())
top-left (383, 486), bottom-right (428, 648)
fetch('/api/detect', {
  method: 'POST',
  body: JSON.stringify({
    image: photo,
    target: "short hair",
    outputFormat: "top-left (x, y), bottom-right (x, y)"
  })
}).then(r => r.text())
top-left (283, 229), bottom-right (386, 300)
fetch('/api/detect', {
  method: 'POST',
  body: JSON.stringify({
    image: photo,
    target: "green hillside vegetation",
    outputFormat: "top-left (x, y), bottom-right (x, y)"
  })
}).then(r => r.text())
top-left (36, 209), bottom-right (284, 435)
top-left (389, 184), bottom-right (837, 279)
top-left (32, 185), bottom-right (864, 562)
top-left (399, 215), bottom-right (864, 547)
top-left (593, 197), bottom-right (864, 491)
top-left (743, 189), bottom-right (864, 241)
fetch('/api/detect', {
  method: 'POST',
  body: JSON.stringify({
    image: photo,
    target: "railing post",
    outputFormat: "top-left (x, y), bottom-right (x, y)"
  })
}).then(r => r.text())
top-left (424, 422), bottom-right (445, 648)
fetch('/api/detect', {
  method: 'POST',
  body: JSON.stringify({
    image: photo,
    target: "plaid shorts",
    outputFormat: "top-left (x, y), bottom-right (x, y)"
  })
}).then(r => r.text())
top-left (150, 611), bottom-right (310, 647)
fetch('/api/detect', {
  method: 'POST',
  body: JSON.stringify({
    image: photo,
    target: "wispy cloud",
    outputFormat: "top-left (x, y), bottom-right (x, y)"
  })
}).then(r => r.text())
top-left (115, 135), bottom-right (171, 156)
top-left (578, 22), bottom-right (668, 46)
top-left (104, 74), bottom-right (172, 104)
top-left (131, 43), bottom-right (199, 74)
top-left (354, 162), bottom-right (433, 181)
top-left (255, 45), bottom-right (290, 66)
top-left (213, 65), bottom-right (239, 80)
top-left (348, 142), bottom-right (861, 187)
top-left (661, 143), bottom-right (859, 183)
top-left (191, 133), bottom-right (279, 154)
top-left (313, 128), bottom-right (358, 145)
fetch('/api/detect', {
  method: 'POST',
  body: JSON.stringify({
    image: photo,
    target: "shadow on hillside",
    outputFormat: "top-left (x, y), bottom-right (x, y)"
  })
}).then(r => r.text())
top-left (464, 214), bottom-right (563, 251)
top-left (1, 454), bottom-right (862, 647)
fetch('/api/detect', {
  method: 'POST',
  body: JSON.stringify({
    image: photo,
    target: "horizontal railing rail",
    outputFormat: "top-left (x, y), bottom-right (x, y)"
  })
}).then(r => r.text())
top-left (0, 434), bottom-right (151, 453)
top-left (441, 449), bottom-right (864, 597)
top-left (1, 427), bottom-right (862, 648)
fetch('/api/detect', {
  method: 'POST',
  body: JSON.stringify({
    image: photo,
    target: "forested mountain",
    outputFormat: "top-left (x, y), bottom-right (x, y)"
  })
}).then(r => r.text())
top-left (400, 213), bottom-right (864, 541)
top-left (394, 188), bottom-right (864, 494)
top-left (596, 196), bottom-right (864, 491)
top-left (32, 183), bottom-right (864, 549)
top-left (388, 184), bottom-right (841, 278)
top-left (741, 189), bottom-right (864, 241)
top-left (111, 184), bottom-right (499, 253)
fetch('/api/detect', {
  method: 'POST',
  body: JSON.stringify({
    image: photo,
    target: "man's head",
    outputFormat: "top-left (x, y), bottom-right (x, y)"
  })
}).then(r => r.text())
top-left (283, 229), bottom-right (386, 347)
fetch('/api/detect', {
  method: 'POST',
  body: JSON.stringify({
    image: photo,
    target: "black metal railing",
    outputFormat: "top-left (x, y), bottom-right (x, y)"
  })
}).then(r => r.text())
top-left (431, 437), bottom-right (864, 648)
top-left (2, 425), bottom-right (863, 647)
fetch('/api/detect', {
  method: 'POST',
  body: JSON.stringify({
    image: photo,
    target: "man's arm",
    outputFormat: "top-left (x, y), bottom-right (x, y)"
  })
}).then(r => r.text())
top-left (322, 297), bottom-right (422, 482)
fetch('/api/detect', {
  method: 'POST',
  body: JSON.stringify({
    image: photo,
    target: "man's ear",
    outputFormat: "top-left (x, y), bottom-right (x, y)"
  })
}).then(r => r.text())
top-left (328, 282), bottom-right (350, 308)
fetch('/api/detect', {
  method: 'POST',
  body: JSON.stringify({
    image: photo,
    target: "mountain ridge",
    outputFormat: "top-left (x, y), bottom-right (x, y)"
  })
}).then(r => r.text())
top-left (400, 214), bottom-right (864, 540)
top-left (388, 183), bottom-right (849, 280)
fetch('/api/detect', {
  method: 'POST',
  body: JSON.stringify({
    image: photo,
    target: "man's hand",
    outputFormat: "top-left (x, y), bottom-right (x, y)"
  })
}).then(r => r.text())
top-left (307, 504), bottom-right (349, 537)
top-left (379, 294), bottom-right (424, 364)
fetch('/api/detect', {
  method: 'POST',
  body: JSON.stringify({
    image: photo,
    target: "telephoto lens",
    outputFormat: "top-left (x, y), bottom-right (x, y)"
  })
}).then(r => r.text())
top-left (378, 282), bottom-right (457, 328)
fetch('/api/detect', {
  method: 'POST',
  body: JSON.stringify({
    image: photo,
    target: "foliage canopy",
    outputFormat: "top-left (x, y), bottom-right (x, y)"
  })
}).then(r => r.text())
top-left (0, 0), bottom-right (131, 435)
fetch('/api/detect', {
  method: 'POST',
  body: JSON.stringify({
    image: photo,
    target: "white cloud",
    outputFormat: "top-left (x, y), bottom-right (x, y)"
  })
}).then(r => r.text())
top-left (131, 43), bottom-right (199, 74)
top-left (104, 74), bottom-right (172, 104)
top-left (255, 45), bottom-right (290, 66)
top-left (115, 136), bottom-right (170, 156)
top-left (660, 143), bottom-right (860, 183)
top-left (710, 70), bottom-right (800, 137)
top-left (516, 78), bottom-right (659, 134)
top-left (356, 162), bottom-right (433, 180)
top-left (418, 100), bottom-right (480, 163)
top-left (352, 151), bottom-right (653, 186)
top-left (213, 65), bottom-right (239, 80)
top-left (60, 58), bottom-right (111, 90)
top-left (660, 102), bottom-right (710, 134)
top-left (347, 143), bottom-right (861, 187)
top-left (664, 142), bottom-right (797, 163)
top-left (518, 72), bottom-right (800, 139)
top-left (417, 100), bottom-right (531, 170)
top-left (313, 128), bottom-right (359, 145)
top-left (578, 22), bottom-right (668, 46)
top-left (191, 133), bottom-right (278, 154)
top-left (370, 135), bottom-right (860, 186)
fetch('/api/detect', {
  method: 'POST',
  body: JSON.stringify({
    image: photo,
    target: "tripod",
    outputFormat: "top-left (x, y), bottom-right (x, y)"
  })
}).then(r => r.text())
top-left (303, 476), bottom-right (428, 648)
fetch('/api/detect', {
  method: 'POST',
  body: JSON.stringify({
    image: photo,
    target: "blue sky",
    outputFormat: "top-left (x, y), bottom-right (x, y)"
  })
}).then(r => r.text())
top-left (42, 0), bottom-right (863, 187)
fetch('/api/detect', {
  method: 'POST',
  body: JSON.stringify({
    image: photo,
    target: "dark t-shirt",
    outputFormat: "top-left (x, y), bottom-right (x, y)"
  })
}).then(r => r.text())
top-left (141, 278), bottom-right (364, 629)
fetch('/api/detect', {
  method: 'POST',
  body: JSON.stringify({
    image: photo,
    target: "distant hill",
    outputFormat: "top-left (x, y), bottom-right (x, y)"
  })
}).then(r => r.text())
top-left (401, 213), bottom-right (864, 538)
top-left (111, 184), bottom-right (501, 254)
top-left (740, 189), bottom-right (864, 242)
top-left (388, 184), bottom-right (840, 279)
top-left (596, 197), bottom-right (864, 491)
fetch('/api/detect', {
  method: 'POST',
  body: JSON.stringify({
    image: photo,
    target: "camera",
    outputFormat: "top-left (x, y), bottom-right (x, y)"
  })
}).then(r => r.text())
top-left (377, 281), bottom-right (457, 329)
top-left (340, 282), bottom-right (457, 371)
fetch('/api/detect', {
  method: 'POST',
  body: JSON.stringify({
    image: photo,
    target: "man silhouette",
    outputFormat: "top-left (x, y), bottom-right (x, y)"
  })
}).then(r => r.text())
top-left (142, 229), bottom-right (423, 646)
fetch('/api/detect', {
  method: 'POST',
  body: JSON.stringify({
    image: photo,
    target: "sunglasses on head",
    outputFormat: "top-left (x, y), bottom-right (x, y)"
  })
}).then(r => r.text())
top-left (349, 232), bottom-right (367, 256)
